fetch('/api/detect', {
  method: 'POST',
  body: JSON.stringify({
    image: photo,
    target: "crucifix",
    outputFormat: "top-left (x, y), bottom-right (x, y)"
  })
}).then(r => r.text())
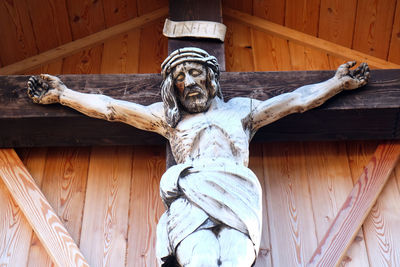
top-left (24, 1), bottom-right (370, 266)
top-left (0, 1), bottom-right (400, 267)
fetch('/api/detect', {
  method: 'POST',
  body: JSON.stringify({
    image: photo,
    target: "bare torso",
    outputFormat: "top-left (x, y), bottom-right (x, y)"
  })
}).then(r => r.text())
top-left (167, 97), bottom-right (255, 166)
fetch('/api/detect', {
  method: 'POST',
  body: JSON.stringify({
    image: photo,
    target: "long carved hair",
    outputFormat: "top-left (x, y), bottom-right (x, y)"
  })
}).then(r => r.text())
top-left (161, 66), bottom-right (223, 128)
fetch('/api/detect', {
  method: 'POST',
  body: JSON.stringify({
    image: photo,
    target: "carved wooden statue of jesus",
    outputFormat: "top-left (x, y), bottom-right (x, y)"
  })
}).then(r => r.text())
top-left (27, 47), bottom-right (369, 267)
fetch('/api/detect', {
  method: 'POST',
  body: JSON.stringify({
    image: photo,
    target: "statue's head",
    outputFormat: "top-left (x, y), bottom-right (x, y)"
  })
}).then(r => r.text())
top-left (161, 47), bottom-right (222, 127)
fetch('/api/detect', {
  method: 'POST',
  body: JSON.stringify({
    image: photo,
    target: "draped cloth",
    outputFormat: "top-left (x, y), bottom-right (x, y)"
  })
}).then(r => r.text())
top-left (156, 159), bottom-right (262, 264)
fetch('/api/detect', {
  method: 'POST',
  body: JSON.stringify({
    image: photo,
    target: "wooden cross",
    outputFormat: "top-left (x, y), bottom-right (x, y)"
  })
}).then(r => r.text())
top-left (0, 1), bottom-right (400, 266)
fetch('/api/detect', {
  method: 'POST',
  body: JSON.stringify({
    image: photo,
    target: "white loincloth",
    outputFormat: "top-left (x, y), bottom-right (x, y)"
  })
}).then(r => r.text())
top-left (156, 159), bottom-right (262, 264)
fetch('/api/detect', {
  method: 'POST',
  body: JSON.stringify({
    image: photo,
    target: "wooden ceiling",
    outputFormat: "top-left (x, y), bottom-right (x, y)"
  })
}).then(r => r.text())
top-left (0, 0), bottom-right (399, 73)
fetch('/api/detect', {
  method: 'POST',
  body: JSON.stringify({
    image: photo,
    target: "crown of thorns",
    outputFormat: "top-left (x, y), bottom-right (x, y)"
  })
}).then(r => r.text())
top-left (161, 47), bottom-right (219, 79)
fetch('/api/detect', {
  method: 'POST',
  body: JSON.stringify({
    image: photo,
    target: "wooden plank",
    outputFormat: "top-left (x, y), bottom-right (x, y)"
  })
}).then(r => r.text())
top-left (222, 0), bottom-right (252, 14)
top-left (0, 178), bottom-right (32, 267)
top-left (126, 146), bottom-right (165, 266)
top-left (102, 0), bottom-right (138, 27)
top-left (252, 0), bottom-right (285, 25)
top-left (25, 148), bottom-right (89, 267)
top-left (223, 8), bottom-right (400, 69)
top-left (347, 141), bottom-right (400, 266)
top-left (318, 0), bottom-right (357, 47)
top-left (62, 45), bottom-right (104, 74)
top-left (25, 0), bottom-right (72, 53)
top-left (224, 18), bottom-right (255, 71)
top-left (16, 148), bottom-right (55, 267)
top-left (251, 29), bottom-right (291, 71)
top-left (168, 0), bottom-right (225, 71)
top-left (79, 146), bottom-right (132, 266)
top-left (262, 142), bottom-right (318, 266)
top-left (66, 0), bottom-right (106, 40)
top-left (41, 148), bottom-right (90, 245)
top-left (352, 0), bottom-right (397, 60)
top-left (137, 0), bottom-right (168, 16)
top-left (0, 149), bottom-right (89, 267)
top-left (1, 69), bottom-right (400, 147)
top-left (388, 1), bottom-right (400, 64)
top-left (288, 42), bottom-right (331, 70)
top-left (304, 142), bottom-right (369, 266)
top-left (284, 0), bottom-right (321, 36)
top-left (0, 0), bottom-right (38, 66)
top-left (249, 144), bottom-right (272, 267)
top-left (138, 18), bottom-right (168, 74)
top-left (25, 59), bottom-right (63, 76)
top-left (308, 142), bottom-right (400, 266)
top-left (0, 7), bottom-right (168, 75)
top-left (101, 30), bottom-right (141, 74)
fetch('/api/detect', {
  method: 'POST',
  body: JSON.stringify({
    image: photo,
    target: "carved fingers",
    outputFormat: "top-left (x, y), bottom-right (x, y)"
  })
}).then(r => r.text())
top-left (335, 61), bottom-right (370, 90)
top-left (27, 74), bottom-right (64, 104)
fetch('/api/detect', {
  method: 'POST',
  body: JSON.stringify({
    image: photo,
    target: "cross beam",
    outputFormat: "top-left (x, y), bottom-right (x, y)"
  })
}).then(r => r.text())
top-left (0, 69), bottom-right (399, 148)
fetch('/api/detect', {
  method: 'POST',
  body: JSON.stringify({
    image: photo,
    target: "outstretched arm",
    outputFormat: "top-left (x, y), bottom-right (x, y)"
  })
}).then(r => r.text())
top-left (250, 61), bottom-right (369, 132)
top-left (27, 74), bottom-right (169, 137)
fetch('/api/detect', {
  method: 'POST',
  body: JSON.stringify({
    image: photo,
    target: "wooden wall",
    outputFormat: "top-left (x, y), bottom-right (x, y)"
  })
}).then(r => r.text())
top-left (1, 1), bottom-right (400, 266)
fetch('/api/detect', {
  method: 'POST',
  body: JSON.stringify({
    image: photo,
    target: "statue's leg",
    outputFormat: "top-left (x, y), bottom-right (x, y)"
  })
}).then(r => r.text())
top-left (217, 227), bottom-right (255, 267)
top-left (176, 228), bottom-right (220, 267)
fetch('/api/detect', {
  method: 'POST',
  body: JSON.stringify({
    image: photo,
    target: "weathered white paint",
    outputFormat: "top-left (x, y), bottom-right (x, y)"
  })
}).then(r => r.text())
top-left (27, 48), bottom-right (369, 267)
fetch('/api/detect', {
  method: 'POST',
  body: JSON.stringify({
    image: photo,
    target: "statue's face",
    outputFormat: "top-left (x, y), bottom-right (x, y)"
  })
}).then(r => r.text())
top-left (172, 62), bottom-right (212, 113)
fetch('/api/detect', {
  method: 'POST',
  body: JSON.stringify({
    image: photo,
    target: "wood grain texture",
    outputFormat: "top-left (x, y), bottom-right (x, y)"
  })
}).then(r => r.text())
top-left (1, 69), bottom-right (400, 147)
top-left (25, 0), bottom-right (72, 53)
top-left (288, 42), bottom-right (331, 70)
top-left (138, 18), bottom-right (168, 74)
top-left (0, 7), bottom-right (168, 75)
top-left (102, 0), bottom-right (138, 27)
top-left (101, 30), bottom-right (141, 74)
top-left (308, 142), bottom-right (400, 266)
top-left (388, 1), bottom-right (400, 64)
top-left (41, 148), bottom-right (90, 245)
top-left (347, 141), bottom-right (400, 266)
top-left (223, 8), bottom-right (400, 69)
top-left (249, 144), bottom-right (272, 267)
top-left (352, 0), bottom-right (397, 60)
top-left (262, 142), bottom-right (317, 266)
top-left (137, 0), bottom-right (168, 16)
top-left (318, 0), bottom-right (357, 47)
top-left (79, 146), bottom-right (132, 267)
top-left (17, 148), bottom-right (54, 267)
top-left (62, 45), bottom-right (104, 74)
top-left (222, 0), bottom-right (253, 14)
top-left (66, 0), bottom-right (106, 40)
top-left (25, 59), bottom-right (63, 76)
top-left (0, 178), bottom-right (32, 267)
top-left (251, 29), bottom-right (292, 71)
top-left (0, 149), bottom-right (89, 267)
top-left (284, 0), bottom-right (321, 36)
top-left (126, 146), bottom-right (165, 266)
top-left (304, 142), bottom-right (369, 266)
top-left (252, 0), bottom-right (285, 25)
top-left (224, 18), bottom-right (255, 72)
top-left (0, 0), bottom-right (38, 65)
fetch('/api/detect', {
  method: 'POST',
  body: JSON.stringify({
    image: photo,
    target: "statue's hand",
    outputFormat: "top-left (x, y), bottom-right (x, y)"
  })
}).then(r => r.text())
top-left (27, 74), bottom-right (65, 104)
top-left (335, 61), bottom-right (370, 90)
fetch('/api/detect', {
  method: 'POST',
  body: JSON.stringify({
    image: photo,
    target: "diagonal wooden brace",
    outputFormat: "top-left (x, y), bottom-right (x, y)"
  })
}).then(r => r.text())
top-left (307, 141), bottom-right (400, 266)
top-left (0, 149), bottom-right (90, 267)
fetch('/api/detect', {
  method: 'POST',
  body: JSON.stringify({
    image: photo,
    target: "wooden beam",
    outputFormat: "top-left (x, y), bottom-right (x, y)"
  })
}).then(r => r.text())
top-left (0, 69), bottom-right (399, 147)
top-left (307, 142), bottom-right (400, 266)
top-left (0, 7), bottom-right (168, 75)
top-left (168, 0), bottom-right (225, 71)
top-left (223, 8), bottom-right (400, 70)
top-left (0, 149), bottom-right (89, 267)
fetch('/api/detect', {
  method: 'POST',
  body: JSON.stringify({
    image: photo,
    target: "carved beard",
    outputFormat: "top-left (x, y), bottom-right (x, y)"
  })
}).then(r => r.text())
top-left (178, 84), bottom-right (213, 113)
